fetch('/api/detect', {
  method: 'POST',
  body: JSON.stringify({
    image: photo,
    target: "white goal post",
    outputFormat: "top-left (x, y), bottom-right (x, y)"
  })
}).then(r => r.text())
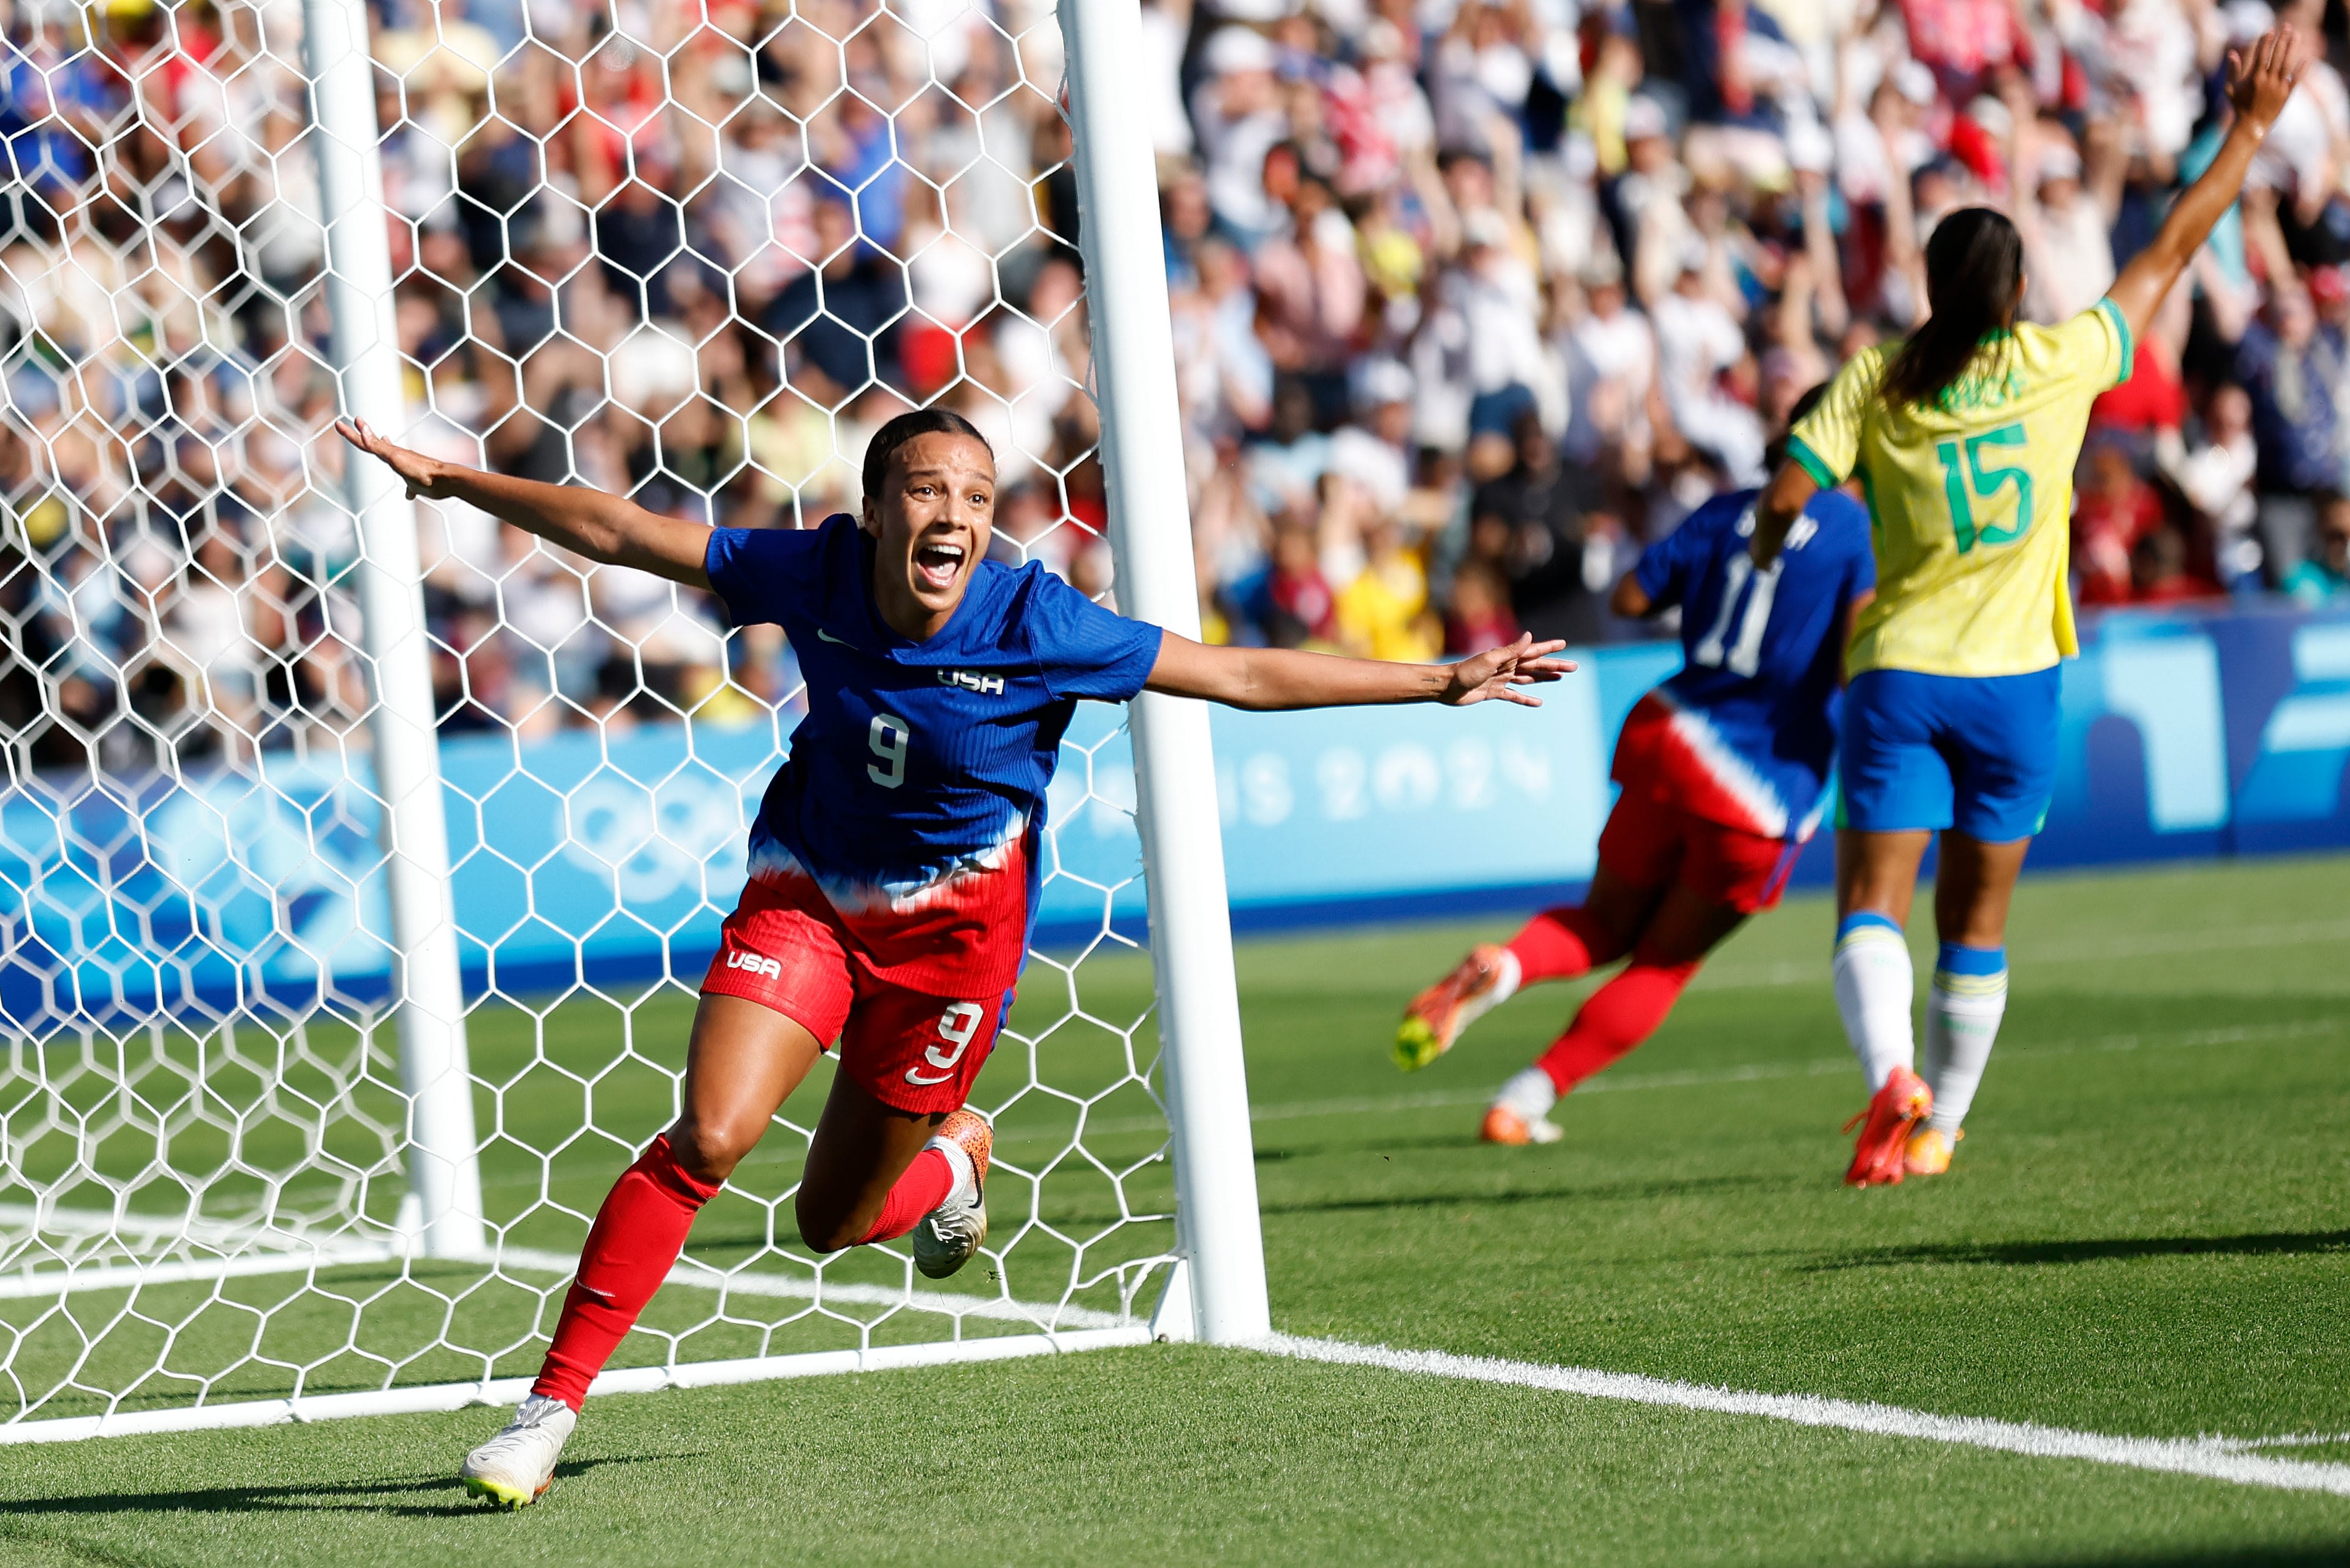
top-left (1059, 0), bottom-right (1267, 1348)
top-left (0, 0), bottom-right (1264, 1442)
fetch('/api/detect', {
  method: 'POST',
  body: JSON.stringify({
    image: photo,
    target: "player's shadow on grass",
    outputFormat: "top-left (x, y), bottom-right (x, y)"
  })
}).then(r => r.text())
top-left (3, 1454), bottom-right (684, 1521)
top-left (1805, 1228), bottom-right (2350, 1272)
top-left (2014, 1546), bottom-right (2350, 1567)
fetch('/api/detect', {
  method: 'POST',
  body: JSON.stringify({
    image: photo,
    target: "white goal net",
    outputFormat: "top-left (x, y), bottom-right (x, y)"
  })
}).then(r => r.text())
top-left (0, 0), bottom-right (1212, 1438)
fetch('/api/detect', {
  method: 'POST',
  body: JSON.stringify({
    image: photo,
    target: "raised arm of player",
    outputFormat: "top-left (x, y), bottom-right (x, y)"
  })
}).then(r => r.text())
top-left (337, 418), bottom-right (713, 589)
top-left (1145, 631), bottom-right (1576, 711)
top-left (2105, 25), bottom-right (2309, 343)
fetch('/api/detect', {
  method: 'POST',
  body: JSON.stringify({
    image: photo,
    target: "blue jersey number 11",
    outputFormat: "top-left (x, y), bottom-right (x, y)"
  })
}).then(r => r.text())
top-left (1934, 422), bottom-right (2034, 554)
top-left (1692, 553), bottom-right (1781, 677)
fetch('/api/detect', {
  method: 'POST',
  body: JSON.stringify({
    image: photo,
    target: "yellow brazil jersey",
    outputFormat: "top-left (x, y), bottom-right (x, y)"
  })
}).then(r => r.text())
top-left (1787, 299), bottom-right (2132, 678)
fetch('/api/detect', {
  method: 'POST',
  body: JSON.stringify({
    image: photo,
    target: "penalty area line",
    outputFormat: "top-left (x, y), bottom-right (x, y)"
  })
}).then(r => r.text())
top-left (1254, 1335), bottom-right (2350, 1498)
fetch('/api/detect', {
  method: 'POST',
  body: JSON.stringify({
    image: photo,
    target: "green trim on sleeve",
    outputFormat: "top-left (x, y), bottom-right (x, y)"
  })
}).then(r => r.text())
top-left (1787, 434), bottom-right (1842, 489)
top-left (2096, 297), bottom-right (2134, 389)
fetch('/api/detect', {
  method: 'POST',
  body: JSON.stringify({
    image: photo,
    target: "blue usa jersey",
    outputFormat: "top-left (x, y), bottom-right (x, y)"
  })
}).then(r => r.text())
top-left (1630, 486), bottom-right (1874, 839)
top-left (703, 515), bottom-right (1163, 991)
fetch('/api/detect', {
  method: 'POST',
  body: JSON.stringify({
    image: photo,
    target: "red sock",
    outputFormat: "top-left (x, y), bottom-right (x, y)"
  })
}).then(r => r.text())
top-left (1507, 905), bottom-right (1630, 986)
top-left (855, 1147), bottom-right (954, 1244)
top-left (532, 1134), bottom-right (721, 1411)
top-left (1537, 957), bottom-right (1700, 1093)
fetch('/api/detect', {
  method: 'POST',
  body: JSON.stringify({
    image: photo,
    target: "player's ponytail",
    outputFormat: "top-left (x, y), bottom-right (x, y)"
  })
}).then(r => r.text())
top-left (1881, 208), bottom-right (2025, 413)
top-left (863, 408), bottom-right (994, 501)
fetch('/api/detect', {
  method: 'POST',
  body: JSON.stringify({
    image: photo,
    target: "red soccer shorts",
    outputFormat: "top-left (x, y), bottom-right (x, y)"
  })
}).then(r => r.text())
top-left (701, 872), bottom-right (1010, 1116)
top-left (1601, 725), bottom-right (1803, 915)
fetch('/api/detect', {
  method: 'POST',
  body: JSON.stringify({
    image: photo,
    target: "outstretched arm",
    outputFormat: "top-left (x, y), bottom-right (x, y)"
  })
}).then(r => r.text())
top-left (336, 419), bottom-right (713, 589)
top-left (1145, 632), bottom-right (1576, 711)
top-left (2105, 25), bottom-right (2309, 344)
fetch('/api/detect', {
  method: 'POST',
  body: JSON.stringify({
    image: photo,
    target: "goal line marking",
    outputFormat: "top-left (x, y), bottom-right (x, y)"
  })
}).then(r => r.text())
top-left (1255, 1335), bottom-right (2350, 1497)
top-left (0, 1208), bottom-right (1135, 1333)
top-left (15, 1323), bottom-right (2346, 1493)
top-left (0, 1326), bottom-right (1152, 1446)
top-left (1069, 1015), bottom-right (2344, 1136)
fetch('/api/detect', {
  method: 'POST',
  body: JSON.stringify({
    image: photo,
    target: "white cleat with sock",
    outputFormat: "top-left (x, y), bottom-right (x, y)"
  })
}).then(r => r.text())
top-left (912, 1108), bottom-right (992, 1279)
top-left (1481, 1066), bottom-right (1565, 1145)
top-left (461, 1392), bottom-right (576, 1509)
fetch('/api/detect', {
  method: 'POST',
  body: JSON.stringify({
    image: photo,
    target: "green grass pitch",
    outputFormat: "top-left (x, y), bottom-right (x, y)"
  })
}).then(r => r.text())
top-left (4, 852), bottom-right (2348, 1565)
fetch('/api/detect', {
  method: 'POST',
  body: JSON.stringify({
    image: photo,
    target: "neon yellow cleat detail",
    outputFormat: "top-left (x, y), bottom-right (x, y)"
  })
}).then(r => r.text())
top-left (463, 1472), bottom-right (550, 1511)
top-left (460, 1393), bottom-right (574, 1509)
top-left (1395, 944), bottom-right (1518, 1071)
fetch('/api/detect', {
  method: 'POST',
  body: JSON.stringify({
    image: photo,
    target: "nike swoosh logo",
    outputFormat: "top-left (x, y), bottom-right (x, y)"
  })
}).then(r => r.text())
top-left (904, 1067), bottom-right (955, 1085)
top-left (816, 629), bottom-right (854, 647)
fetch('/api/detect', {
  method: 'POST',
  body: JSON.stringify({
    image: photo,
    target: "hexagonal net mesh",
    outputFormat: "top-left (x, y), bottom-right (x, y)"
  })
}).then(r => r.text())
top-left (0, 0), bottom-right (1181, 1435)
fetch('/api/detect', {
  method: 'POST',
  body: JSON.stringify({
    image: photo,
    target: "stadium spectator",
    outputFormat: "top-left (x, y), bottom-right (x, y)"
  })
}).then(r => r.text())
top-left (2238, 286), bottom-right (2344, 584)
top-left (1474, 411), bottom-right (1603, 644)
top-left (2285, 494), bottom-right (2350, 605)
top-left (2075, 443), bottom-right (2170, 605)
top-left (2167, 384), bottom-right (2265, 590)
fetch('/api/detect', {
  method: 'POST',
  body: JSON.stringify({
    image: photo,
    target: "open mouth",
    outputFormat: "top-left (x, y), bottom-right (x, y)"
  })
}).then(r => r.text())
top-left (913, 539), bottom-right (966, 593)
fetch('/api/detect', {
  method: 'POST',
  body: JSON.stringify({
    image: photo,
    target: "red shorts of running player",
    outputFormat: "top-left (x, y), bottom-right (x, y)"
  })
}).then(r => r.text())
top-left (700, 871), bottom-right (1011, 1117)
top-left (1601, 698), bottom-right (1805, 915)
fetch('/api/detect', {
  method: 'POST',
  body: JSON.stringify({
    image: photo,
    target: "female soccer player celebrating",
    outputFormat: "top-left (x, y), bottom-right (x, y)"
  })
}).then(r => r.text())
top-left (1393, 389), bottom-right (1876, 1145)
top-left (1750, 27), bottom-right (2309, 1185)
top-left (337, 408), bottom-right (1571, 1506)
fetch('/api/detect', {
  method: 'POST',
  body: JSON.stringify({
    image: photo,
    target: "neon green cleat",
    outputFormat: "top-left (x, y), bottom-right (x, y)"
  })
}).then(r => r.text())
top-left (1394, 944), bottom-right (1520, 1071)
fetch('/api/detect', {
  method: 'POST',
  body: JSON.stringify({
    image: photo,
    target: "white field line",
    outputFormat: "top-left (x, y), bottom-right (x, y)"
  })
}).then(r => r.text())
top-left (0, 1244), bottom-right (404, 1301)
top-left (1047, 1015), bottom-right (2350, 1139)
top-left (0, 1325), bottom-right (1152, 1446)
top-left (0, 1216), bottom-right (1133, 1333)
top-left (25, 1323), bottom-right (2338, 1491)
top-left (2218, 1432), bottom-right (2350, 1452)
top-left (1689, 916), bottom-right (2350, 993)
top-left (1257, 1335), bottom-right (2350, 1497)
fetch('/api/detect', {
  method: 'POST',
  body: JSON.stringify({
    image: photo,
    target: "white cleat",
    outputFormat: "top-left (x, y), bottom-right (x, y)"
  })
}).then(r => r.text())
top-left (913, 1108), bottom-right (992, 1280)
top-left (1480, 1066), bottom-right (1565, 1146)
top-left (460, 1392), bottom-right (576, 1509)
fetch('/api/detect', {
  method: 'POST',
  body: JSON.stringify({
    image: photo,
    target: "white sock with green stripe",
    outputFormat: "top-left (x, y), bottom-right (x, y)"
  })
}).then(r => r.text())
top-left (1924, 942), bottom-right (2007, 1137)
top-left (1832, 912), bottom-right (1913, 1093)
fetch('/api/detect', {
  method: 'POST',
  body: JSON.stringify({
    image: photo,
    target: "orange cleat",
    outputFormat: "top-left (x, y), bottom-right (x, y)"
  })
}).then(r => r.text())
top-left (1842, 1065), bottom-right (1932, 1186)
top-left (1395, 944), bottom-right (1519, 1070)
top-left (1479, 1104), bottom-right (1563, 1145)
top-left (1903, 1124), bottom-right (1962, 1177)
top-left (1480, 1068), bottom-right (1564, 1144)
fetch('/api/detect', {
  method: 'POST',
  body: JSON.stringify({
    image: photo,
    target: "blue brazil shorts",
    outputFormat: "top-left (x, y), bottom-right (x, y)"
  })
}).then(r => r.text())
top-left (1837, 666), bottom-right (2062, 842)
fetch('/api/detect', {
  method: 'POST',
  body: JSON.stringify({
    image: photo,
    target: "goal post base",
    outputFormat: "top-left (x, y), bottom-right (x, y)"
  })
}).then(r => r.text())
top-left (0, 1326), bottom-right (1154, 1447)
top-left (1148, 1256), bottom-right (1196, 1343)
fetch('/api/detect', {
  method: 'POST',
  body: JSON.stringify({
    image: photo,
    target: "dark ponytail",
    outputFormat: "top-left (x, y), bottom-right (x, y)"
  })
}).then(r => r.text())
top-left (1881, 208), bottom-right (2025, 412)
top-left (862, 408), bottom-right (993, 501)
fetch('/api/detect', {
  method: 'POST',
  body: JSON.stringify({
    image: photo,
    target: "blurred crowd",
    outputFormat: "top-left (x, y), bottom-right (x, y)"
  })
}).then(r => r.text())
top-left (2, 0), bottom-right (2349, 776)
top-left (1156, 0), bottom-right (2350, 655)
